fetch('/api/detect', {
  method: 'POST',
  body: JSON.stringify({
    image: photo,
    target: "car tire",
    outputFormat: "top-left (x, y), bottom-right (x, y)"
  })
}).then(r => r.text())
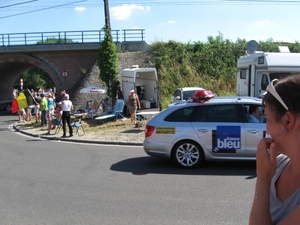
top-left (172, 140), bottom-right (204, 168)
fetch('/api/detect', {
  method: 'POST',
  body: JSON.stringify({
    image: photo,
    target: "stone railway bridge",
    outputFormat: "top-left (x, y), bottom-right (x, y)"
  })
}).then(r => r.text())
top-left (0, 39), bottom-right (154, 109)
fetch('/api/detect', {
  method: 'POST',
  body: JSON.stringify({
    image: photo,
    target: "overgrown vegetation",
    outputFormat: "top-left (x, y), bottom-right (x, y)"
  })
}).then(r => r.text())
top-left (37, 37), bottom-right (73, 44)
top-left (150, 35), bottom-right (300, 108)
top-left (97, 28), bottom-right (119, 100)
top-left (16, 34), bottom-right (300, 109)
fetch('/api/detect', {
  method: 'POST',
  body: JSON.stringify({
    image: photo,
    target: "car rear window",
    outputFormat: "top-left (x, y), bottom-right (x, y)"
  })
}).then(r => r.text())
top-left (193, 104), bottom-right (245, 123)
top-left (165, 107), bottom-right (195, 122)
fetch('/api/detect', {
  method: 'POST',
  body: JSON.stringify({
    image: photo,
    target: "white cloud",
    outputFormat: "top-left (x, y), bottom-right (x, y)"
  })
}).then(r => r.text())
top-left (111, 4), bottom-right (150, 20)
top-left (160, 20), bottom-right (176, 26)
top-left (254, 19), bottom-right (272, 27)
top-left (74, 6), bottom-right (87, 12)
top-left (167, 20), bottom-right (175, 24)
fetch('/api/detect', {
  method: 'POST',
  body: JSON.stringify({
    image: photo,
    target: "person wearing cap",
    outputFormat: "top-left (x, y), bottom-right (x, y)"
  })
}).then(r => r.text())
top-left (61, 94), bottom-right (73, 137)
top-left (127, 89), bottom-right (140, 124)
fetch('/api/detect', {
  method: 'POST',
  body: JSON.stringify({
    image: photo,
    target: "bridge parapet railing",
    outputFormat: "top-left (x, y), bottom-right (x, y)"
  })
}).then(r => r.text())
top-left (0, 29), bottom-right (145, 47)
top-left (123, 29), bottom-right (145, 42)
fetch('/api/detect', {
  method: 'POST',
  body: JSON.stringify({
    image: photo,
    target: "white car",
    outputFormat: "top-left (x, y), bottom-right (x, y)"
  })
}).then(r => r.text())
top-left (144, 90), bottom-right (266, 168)
top-left (171, 87), bottom-right (204, 103)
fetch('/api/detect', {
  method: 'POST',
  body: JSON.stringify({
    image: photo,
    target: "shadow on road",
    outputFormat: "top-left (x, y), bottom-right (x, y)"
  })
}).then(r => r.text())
top-left (110, 156), bottom-right (256, 179)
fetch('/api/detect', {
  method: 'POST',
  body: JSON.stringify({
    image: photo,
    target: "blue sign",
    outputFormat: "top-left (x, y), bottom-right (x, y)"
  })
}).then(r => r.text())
top-left (212, 126), bottom-right (241, 153)
top-left (217, 126), bottom-right (241, 149)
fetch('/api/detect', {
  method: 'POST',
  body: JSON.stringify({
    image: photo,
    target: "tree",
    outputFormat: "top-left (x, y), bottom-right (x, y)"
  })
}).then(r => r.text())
top-left (97, 28), bottom-right (119, 100)
top-left (17, 68), bottom-right (54, 91)
top-left (37, 37), bottom-right (74, 44)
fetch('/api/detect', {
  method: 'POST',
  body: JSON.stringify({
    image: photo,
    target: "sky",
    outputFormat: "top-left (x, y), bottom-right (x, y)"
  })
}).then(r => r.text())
top-left (2, 0), bottom-right (300, 45)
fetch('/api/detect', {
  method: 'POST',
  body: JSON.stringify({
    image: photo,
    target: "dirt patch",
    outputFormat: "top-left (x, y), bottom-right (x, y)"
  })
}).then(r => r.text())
top-left (16, 117), bottom-right (145, 143)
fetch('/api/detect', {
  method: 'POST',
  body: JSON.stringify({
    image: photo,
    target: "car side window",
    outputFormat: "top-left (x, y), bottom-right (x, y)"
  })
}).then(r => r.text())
top-left (165, 107), bottom-right (195, 122)
top-left (194, 104), bottom-right (244, 123)
top-left (244, 104), bottom-right (266, 123)
top-left (183, 91), bottom-right (195, 100)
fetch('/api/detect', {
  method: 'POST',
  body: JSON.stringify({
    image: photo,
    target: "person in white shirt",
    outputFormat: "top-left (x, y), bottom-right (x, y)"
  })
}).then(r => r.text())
top-left (61, 94), bottom-right (73, 137)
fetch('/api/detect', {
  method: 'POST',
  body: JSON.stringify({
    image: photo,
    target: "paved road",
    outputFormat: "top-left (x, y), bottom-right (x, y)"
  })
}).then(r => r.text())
top-left (0, 114), bottom-right (257, 225)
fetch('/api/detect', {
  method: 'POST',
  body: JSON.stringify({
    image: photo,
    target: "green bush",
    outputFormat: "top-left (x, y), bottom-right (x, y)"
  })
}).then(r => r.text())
top-left (150, 35), bottom-right (300, 109)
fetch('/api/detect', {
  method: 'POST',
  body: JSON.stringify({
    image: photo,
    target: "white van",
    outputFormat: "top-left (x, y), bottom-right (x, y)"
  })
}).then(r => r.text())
top-left (121, 65), bottom-right (159, 109)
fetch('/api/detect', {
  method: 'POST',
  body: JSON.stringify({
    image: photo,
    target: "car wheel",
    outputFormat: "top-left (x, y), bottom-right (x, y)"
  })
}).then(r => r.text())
top-left (172, 140), bottom-right (204, 168)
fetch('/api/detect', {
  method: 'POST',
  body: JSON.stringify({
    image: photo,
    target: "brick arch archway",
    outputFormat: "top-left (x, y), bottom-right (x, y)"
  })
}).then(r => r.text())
top-left (0, 54), bottom-right (64, 101)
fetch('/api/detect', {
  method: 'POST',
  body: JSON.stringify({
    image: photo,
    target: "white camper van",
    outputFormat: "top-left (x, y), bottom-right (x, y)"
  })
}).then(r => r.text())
top-left (121, 65), bottom-right (159, 109)
top-left (236, 41), bottom-right (300, 97)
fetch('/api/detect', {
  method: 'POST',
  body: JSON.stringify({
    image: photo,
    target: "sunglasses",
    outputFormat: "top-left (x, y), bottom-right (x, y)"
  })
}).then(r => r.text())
top-left (266, 79), bottom-right (288, 111)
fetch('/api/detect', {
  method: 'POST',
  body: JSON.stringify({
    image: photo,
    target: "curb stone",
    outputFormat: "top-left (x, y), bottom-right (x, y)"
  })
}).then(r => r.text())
top-left (13, 124), bottom-right (144, 146)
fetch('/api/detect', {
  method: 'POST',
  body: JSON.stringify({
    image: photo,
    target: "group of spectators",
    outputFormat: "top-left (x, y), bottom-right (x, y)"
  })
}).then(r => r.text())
top-left (15, 89), bottom-right (74, 137)
top-left (15, 89), bottom-right (59, 124)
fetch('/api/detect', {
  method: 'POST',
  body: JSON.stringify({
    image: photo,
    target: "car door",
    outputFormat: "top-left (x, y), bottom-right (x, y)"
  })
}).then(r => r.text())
top-left (244, 104), bottom-right (267, 157)
top-left (191, 104), bottom-right (247, 158)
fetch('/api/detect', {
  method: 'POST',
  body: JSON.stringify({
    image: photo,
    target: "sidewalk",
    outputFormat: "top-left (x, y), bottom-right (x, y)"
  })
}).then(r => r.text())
top-left (13, 121), bottom-right (144, 146)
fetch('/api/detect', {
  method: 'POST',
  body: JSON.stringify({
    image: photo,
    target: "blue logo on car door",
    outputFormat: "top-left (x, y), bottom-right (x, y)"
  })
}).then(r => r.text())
top-left (212, 126), bottom-right (241, 153)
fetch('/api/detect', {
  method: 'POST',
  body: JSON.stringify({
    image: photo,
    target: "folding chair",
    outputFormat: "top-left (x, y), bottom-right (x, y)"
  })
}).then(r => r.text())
top-left (94, 100), bottom-right (126, 124)
top-left (70, 116), bottom-right (85, 136)
top-left (54, 120), bottom-right (63, 134)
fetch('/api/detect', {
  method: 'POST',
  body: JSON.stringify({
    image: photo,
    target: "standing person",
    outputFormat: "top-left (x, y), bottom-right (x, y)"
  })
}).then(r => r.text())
top-left (25, 106), bottom-right (32, 121)
top-left (17, 108), bottom-right (26, 122)
top-left (116, 86), bottom-right (124, 100)
top-left (54, 92), bottom-right (60, 105)
top-left (34, 93), bottom-right (41, 123)
top-left (139, 86), bottom-right (145, 100)
top-left (127, 89), bottom-right (140, 124)
top-left (61, 94), bottom-right (73, 137)
top-left (46, 103), bottom-right (62, 135)
top-left (39, 93), bottom-right (48, 126)
top-left (12, 88), bottom-right (17, 99)
top-left (248, 77), bottom-right (300, 225)
top-left (47, 93), bottom-right (55, 119)
top-left (47, 93), bottom-right (55, 130)
top-left (60, 90), bottom-right (66, 102)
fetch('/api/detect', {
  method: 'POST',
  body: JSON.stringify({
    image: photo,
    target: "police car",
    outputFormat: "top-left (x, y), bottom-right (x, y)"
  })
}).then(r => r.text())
top-left (143, 90), bottom-right (266, 168)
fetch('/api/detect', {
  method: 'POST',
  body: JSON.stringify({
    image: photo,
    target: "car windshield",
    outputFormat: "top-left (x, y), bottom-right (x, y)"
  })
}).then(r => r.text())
top-left (183, 90), bottom-right (198, 100)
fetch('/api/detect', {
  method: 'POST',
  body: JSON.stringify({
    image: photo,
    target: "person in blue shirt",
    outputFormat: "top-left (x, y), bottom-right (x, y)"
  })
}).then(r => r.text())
top-left (247, 106), bottom-right (260, 123)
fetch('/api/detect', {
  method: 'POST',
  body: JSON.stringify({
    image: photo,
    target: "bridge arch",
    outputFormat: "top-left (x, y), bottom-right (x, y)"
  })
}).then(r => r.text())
top-left (0, 54), bottom-right (64, 101)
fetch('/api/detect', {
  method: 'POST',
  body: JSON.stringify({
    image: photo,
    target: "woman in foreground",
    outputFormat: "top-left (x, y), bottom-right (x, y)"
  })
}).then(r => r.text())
top-left (249, 76), bottom-right (300, 225)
